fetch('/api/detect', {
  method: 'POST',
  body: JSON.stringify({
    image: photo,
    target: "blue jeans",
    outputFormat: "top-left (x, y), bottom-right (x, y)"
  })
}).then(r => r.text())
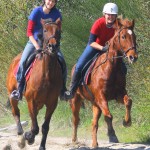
top-left (75, 44), bottom-right (127, 76)
top-left (17, 40), bottom-right (35, 82)
top-left (17, 40), bottom-right (67, 83)
top-left (75, 44), bottom-right (99, 73)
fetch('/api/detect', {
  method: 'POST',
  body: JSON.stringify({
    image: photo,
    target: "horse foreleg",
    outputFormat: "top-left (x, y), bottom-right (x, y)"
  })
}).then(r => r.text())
top-left (92, 105), bottom-right (101, 148)
top-left (71, 94), bottom-right (82, 143)
top-left (39, 101), bottom-right (58, 150)
top-left (123, 95), bottom-right (132, 127)
top-left (24, 101), bottom-right (39, 145)
top-left (97, 95), bottom-right (119, 143)
top-left (10, 99), bottom-right (24, 135)
top-left (104, 115), bottom-right (119, 143)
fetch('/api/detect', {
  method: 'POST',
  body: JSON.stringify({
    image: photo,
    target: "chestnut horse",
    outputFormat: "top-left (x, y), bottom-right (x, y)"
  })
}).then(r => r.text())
top-left (6, 19), bottom-right (62, 150)
top-left (70, 18), bottom-right (138, 148)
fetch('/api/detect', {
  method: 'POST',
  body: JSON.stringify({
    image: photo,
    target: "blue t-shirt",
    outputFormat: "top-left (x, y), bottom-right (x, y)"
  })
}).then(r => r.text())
top-left (28, 6), bottom-right (62, 40)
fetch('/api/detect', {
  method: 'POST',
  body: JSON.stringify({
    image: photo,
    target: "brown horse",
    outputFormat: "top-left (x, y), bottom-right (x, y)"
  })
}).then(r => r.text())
top-left (6, 19), bottom-right (62, 150)
top-left (70, 18), bottom-right (138, 148)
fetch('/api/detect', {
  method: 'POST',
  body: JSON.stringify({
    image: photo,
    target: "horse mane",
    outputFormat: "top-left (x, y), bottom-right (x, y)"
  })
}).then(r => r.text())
top-left (114, 16), bottom-right (135, 29)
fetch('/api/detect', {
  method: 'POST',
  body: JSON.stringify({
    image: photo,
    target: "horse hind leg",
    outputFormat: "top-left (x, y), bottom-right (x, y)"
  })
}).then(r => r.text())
top-left (10, 98), bottom-right (25, 148)
top-left (71, 94), bottom-right (82, 143)
top-left (91, 105), bottom-right (101, 148)
top-left (10, 99), bottom-right (24, 135)
top-left (123, 95), bottom-right (132, 127)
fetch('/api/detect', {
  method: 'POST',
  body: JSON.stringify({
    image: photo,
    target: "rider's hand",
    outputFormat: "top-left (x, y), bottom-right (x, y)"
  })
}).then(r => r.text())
top-left (36, 48), bottom-right (42, 53)
top-left (36, 48), bottom-right (42, 59)
top-left (101, 45), bottom-right (109, 52)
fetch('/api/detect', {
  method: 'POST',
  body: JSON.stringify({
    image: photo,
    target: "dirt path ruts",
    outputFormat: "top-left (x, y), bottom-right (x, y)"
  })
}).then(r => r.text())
top-left (0, 121), bottom-right (150, 150)
top-left (0, 131), bottom-right (150, 150)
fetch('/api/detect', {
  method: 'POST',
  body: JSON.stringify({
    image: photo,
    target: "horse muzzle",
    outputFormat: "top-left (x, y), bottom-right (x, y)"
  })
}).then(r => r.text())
top-left (126, 51), bottom-right (138, 64)
top-left (48, 44), bottom-right (57, 54)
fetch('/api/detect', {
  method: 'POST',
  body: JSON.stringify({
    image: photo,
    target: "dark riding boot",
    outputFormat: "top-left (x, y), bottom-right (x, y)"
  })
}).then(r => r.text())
top-left (59, 65), bottom-right (67, 100)
top-left (10, 80), bottom-right (25, 101)
top-left (64, 71), bottom-right (81, 100)
top-left (57, 51), bottom-right (68, 101)
top-left (59, 79), bottom-right (67, 101)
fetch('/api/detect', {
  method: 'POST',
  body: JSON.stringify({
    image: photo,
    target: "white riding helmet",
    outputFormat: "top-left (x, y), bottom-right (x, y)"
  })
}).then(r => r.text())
top-left (103, 3), bottom-right (118, 14)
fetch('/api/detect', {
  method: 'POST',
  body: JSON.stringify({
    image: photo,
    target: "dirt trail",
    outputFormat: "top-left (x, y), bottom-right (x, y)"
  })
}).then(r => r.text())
top-left (1, 131), bottom-right (150, 150)
top-left (0, 122), bottom-right (150, 150)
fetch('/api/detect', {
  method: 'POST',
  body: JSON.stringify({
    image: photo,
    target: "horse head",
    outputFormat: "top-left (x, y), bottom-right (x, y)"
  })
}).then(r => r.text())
top-left (113, 18), bottom-right (138, 63)
top-left (40, 18), bottom-right (61, 54)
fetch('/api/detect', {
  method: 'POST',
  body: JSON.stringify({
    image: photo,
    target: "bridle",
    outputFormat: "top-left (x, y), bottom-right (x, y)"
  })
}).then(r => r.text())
top-left (91, 26), bottom-right (137, 72)
top-left (42, 22), bottom-right (59, 54)
top-left (117, 27), bottom-right (136, 58)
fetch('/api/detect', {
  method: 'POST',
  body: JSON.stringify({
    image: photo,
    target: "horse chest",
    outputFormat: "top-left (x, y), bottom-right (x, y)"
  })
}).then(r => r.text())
top-left (101, 71), bottom-right (125, 99)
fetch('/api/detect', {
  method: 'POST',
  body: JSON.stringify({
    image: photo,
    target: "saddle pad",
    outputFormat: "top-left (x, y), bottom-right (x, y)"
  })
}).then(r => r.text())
top-left (14, 59), bottom-right (37, 82)
top-left (84, 58), bottom-right (97, 84)
top-left (83, 53), bottom-right (100, 84)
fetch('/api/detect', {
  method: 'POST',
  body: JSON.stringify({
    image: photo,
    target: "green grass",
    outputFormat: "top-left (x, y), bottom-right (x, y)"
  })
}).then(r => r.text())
top-left (0, 0), bottom-right (150, 144)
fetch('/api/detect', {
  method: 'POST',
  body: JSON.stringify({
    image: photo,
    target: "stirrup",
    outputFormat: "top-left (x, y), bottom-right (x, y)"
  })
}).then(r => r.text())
top-left (64, 91), bottom-right (74, 100)
top-left (10, 90), bottom-right (22, 101)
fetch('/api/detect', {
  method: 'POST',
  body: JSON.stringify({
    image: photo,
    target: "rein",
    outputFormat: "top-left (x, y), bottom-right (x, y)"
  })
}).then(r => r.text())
top-left (89, 26), bottom-right (137, 74)
top-left (38, 38), bottom-right (57, 56)
top-left (46, 35), bottom-right (56, 44)
top-left (83, 23), bottom-right (137, 102)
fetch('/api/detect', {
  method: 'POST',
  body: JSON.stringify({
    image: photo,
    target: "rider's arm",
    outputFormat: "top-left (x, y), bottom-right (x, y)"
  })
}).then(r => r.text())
top-left (88, 33), bottom-right (104, 51)
top-left (27, 20), bottom-right (40, 50)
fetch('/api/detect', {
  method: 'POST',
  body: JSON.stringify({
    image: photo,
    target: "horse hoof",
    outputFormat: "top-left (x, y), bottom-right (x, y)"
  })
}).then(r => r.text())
top-left (27, 138), bottom-right (35, 145)
top-left (3, 144), bottom-right (12, 150)
top-left (92, 142), bottom-right (98, 148)
top-left (39, 146), bottom-right (46, 150)
top-left (123, 119), bottom-right (132, 127)
top-left (24, 132), bottom-right (35, 145)
top-left (72, 138), bottom-right (78, 143)
top-left (109, 136), bottom-right (119, 143)
top-left (18, 135), bottom-right (26, 149)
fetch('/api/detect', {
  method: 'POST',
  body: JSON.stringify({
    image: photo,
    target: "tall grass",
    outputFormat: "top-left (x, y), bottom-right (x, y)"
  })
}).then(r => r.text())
top-left (0, 0), bottom-right (149, 144)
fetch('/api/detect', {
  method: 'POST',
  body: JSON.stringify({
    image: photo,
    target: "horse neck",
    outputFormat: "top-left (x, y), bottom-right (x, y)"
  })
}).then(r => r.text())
top-left (95, 38), bottom-right (123, 71)
top-left (108, 36), bottom-right (123, 61)
top-left (42, 53), bottom-right (58, 76)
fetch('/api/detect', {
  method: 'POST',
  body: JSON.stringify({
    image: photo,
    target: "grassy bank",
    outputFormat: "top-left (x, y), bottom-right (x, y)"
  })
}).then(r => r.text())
top-left (0, 0), bottom-right (149, 144)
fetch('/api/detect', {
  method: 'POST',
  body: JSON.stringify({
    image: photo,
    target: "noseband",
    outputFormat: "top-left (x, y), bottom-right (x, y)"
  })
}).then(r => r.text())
top-left (45, 35), bottom-right (56, 46)
top-left (118, 27), bottom-right (136, 58)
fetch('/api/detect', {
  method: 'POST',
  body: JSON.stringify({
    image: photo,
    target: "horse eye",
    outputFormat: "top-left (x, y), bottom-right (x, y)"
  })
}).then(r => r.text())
top-left (122, 35), bottom-right (126, 39)
top-left (43, 29), bottom-right (47, 32)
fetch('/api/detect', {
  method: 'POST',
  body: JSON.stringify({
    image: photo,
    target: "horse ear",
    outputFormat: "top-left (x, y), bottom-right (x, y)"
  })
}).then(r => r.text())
top-left (131, 19), bottom-right (135, 29)
top-left (55, 18), bottom-right (61, 24)
top-left (55, 18), bottom-right (61, 30)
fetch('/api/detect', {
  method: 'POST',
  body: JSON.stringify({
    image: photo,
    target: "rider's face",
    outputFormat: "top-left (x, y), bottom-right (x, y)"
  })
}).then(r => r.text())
top-left (44, 0), bottom-right (56, 9)
top-left (104, 13), bottom-right (117, 25)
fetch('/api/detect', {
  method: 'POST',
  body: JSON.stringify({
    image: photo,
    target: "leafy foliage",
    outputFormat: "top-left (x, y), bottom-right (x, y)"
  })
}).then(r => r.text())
top-left (0, 0), bottom-right (149, 143)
